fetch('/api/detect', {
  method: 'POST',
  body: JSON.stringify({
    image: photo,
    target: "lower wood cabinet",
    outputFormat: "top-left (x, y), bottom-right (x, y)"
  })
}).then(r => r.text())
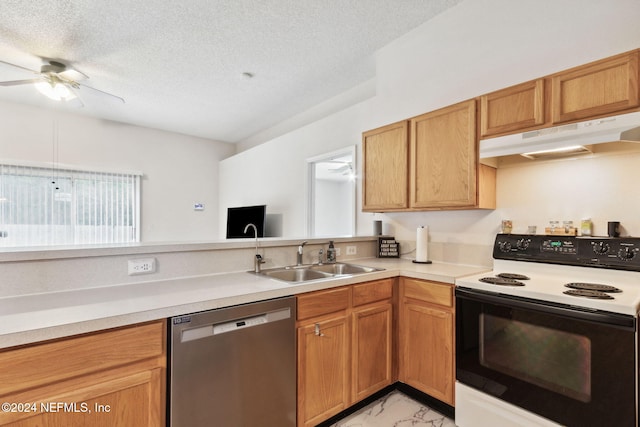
top-left (399, 277), bottom-right (455, 405)
top-left (297, 314), bottom-right (350, 426)
top-left (296, 279), bottom-right (394, 427)
top-left (0, 320), bottom-right (166, 427)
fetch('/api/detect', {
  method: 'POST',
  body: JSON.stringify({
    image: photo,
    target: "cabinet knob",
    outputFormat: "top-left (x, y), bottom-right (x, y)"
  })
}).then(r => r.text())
top-left (314, 323), bottom-right (325, 337)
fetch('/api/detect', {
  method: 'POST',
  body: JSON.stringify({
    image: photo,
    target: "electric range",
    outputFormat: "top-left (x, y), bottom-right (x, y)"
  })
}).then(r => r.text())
top-left (456, 234), bottom-right (640, 315)
top-left (454, 233), bottom-right (640, 427)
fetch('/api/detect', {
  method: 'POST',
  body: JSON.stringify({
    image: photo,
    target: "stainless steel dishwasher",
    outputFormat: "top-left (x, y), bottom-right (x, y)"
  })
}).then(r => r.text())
top-left (169, 296), bottom-right (296, 426)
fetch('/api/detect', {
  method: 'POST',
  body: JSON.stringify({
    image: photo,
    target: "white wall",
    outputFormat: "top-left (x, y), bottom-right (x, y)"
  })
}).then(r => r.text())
top-left (315, 179), bottom-right (353, 237)
top-left (219, 0), bottom-right (640, 261)
top-left (0, 100), bottom-right (235, 242)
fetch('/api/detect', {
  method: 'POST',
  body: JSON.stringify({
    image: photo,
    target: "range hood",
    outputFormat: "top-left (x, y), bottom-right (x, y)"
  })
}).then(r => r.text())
top-left (480, 111), bottom-right (640, 159)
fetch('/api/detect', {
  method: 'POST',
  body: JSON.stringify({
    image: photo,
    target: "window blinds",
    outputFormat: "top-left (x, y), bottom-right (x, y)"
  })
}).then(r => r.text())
top-left (0, 163), bottom-right (140, 247)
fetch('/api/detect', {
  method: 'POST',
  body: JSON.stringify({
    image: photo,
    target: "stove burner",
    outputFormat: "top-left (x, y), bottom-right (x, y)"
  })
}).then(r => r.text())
top-left (564, 283), bottom-right (622, 293)
top-left (563, 289), bottom-right (615, 299)
top-left (497, 273), bottom-right (530, 280)
top-left (480, 277), bottom-right (525, 286)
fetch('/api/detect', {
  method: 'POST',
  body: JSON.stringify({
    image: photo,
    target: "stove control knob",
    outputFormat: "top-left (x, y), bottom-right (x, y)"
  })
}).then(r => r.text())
top-left (516, 238), bottom-right (531, 250)
top-left (592, 241), bottom-right (610, 255)
top-left (617, 247), bottom-right (636, 261)
top-left (498, 241), bottom-right (512, 252)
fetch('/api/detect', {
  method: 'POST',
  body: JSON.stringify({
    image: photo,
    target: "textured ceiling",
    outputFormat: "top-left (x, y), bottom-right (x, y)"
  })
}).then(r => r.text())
top-left (0, 0), bottom-right (462, 144)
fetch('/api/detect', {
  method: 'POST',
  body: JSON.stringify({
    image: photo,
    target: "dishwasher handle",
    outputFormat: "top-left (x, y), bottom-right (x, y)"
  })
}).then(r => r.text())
top-left (180, 307), bottom-right (291, 343)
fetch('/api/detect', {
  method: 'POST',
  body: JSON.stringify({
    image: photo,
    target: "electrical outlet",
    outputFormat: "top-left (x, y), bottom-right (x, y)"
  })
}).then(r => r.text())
top-left (128, 258), bottom-right (157, 275)
top-left (346, 246), bottom-right (357, 255)
top-left (335, 247), bottom-right (341, 256)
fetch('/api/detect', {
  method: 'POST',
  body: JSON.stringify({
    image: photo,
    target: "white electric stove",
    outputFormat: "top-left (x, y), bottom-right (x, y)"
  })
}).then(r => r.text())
top-left (454, 234), bottom-right (640, 427)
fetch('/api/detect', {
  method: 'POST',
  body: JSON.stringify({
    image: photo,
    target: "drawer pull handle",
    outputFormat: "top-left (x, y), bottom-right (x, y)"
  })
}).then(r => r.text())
top-left (314, 323), bottom-right (325, 337)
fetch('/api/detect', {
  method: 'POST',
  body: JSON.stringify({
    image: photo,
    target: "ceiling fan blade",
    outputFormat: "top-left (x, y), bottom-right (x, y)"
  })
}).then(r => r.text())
top-left (0, 78), bottom-right (42, 86)
top-left (77, 82), bottom-right (125, 104)
top-left (66, 86), bottom-right (84, 108)
top-left (58, 68), bottom-right (88, 82)
top-left (0, 59), bottom-right (37, 74)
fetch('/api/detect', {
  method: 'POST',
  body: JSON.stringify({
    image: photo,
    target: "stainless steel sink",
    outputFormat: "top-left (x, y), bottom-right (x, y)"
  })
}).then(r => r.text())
top-left (262, 268), bottom-right (334, 282)
top-left (255, 263), bottom-right (384, 283)
top-left (308, 262), bottom-right (381, 275)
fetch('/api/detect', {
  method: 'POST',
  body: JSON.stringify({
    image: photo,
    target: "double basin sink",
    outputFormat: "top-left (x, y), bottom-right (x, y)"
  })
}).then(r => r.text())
top-left (255, 262), bottom-right (384, 283)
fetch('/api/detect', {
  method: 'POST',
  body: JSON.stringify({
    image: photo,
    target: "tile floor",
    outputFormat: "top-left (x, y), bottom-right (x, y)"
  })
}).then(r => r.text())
top-left (331, 390), bottom-right (456, 427)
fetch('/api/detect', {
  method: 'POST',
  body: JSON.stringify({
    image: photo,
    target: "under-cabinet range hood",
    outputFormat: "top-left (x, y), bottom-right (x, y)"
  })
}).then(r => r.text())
top-left (480, 111), bottom-right (640, 159)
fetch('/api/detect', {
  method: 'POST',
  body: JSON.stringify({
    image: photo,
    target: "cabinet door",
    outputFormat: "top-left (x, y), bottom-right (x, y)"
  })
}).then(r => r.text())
top-left (410, 99), bottom-right (477, 208)
top-left (399, 302), bottom-right (454, 405)
top-left (0, 321), bottom-right (166, 427)
top-left (297, 315), bottom-right (350, 427)
top-left (362, 121), bottom-right (409, 211)
top-left (480, 79), bottom-right (545, 137)
top-left (0, 367), bottom-right (164, 427)
top-left (552, 51), bottom-right (639, 123)
top-left (352, 302), bottom-right (393, 402)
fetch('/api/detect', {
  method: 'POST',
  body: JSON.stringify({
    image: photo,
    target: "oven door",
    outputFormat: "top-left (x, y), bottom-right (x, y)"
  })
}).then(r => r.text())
top-left (456, 287), bottom-right (637, 427)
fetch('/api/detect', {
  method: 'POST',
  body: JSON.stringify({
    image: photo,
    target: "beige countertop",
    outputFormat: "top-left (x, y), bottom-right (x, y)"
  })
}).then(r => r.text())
top-left (0, 257), bottom-right (489, 349)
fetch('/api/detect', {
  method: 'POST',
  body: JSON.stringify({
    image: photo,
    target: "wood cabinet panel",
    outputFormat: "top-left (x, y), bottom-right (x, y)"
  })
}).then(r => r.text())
top-left (297, 315), bottom-right (350, 427)
top-left (352, 302), bottom-right (393, 402)
top-left (410, 99), bottom-right (477, 208)
top-left (480, 79), bottom-right (545, 137)
top-left (402, 277), bottom-right (453, 308)
top-left (552, 51), bottom-right (639, 123)
top-left (399, 302), bottom-right (454, 405)
top-left (399, 277), bottom-right (455, 405)
top-left (0, 321), bottom-right (164, 395)
top-left (362, 121), bottom-right (409, 211)
top-left (352, 278), bottom-right (393, 307)
top-left (0, 321), bottom-right (166, 427)
top-left (297, 286), bottom-right (350, 320)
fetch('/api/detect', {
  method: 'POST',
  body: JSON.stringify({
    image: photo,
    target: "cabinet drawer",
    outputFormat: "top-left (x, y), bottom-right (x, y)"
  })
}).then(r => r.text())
top-left (402, 278), bottom-right (453, 308)
top-left (297, 287), bottom-right (350, 320)
top-left (0, 320), bottom-right (165, 396)
top-left (352, 279), bottom-right (393, 307)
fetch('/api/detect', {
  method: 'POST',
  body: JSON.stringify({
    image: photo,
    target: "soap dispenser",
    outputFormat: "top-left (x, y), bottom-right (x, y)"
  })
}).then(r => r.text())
top-left (327, 241), bottom-right (336, 263)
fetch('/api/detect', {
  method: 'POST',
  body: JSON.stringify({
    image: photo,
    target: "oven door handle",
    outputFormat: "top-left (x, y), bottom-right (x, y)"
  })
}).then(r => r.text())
top-left (455, 287), bottom-right (636, 330)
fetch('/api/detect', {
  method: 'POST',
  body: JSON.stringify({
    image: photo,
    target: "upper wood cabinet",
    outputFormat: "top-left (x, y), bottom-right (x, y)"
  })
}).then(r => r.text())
top-left (362, 100), bottom-right (495, 212)
top-left (410, 99), bottom-right (478, 208)
top-left (479, 49), bottom-right (640, 139)
top-left (552, 51), bottom-right (639, 123)
top-left (480, 79), bottom-right (546, 137)
top-left (362, 121), bottom-right (409, 211)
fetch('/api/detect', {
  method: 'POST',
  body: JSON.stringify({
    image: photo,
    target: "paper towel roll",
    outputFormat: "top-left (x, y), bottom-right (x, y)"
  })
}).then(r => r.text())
top-left (415, 226), bottom-right (429, 262)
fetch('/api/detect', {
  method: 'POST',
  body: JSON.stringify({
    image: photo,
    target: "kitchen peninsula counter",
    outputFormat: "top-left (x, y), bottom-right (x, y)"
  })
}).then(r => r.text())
top-left (0, 258), bottom-right (488, 349)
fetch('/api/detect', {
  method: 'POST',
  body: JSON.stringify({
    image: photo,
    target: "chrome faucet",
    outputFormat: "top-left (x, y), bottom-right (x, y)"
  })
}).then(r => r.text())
top-left (244, 223), bottom-right (265, 273)
top-left (296, 241), bottom-right (308, 266)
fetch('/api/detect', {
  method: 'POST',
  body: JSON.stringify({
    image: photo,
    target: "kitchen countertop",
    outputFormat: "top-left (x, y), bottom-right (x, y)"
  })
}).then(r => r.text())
top-left (0, 258), bottom-right (489, 349)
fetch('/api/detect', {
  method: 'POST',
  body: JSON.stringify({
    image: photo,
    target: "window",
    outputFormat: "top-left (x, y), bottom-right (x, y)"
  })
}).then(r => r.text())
top-left (0, 162), bottom-right (140, 247)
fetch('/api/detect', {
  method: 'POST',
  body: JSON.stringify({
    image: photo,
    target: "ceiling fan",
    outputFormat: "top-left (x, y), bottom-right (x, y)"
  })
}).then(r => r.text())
top-left (0, 59), bottom-right (124, 105)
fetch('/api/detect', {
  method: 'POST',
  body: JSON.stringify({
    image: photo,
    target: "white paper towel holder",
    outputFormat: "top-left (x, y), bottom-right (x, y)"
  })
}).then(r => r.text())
top-left (414, 225), bottom-right (432, 264)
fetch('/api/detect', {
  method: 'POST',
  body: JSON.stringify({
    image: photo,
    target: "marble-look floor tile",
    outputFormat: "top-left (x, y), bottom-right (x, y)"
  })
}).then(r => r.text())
top-left (331, 391), bottom-right (456, 427)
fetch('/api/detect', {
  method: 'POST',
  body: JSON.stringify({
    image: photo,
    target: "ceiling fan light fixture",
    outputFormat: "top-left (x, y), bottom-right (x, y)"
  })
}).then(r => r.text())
top-left (34, 79), bottom-right (76, 101)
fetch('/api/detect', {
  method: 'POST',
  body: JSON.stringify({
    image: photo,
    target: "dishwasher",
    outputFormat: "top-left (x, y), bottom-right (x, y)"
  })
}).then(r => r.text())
top-left (169, 296), bottom-right (296, 426)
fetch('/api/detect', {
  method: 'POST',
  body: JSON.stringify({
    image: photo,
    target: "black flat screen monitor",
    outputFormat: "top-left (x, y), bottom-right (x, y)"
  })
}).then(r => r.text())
top-left (226, 205), bottom-right (266, 239)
